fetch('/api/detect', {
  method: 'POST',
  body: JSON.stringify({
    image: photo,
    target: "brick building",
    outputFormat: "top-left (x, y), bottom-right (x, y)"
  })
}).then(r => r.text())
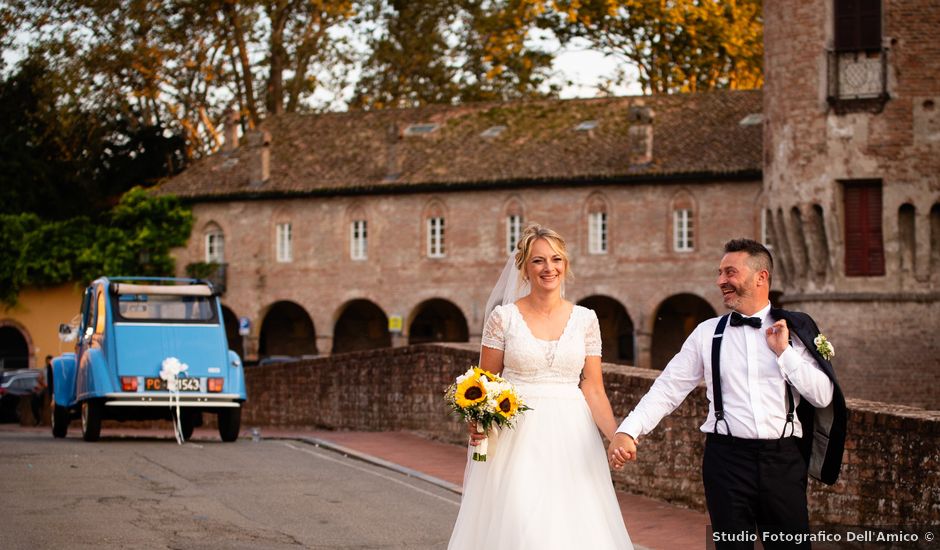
top-left (763, 0), bottom-right (940, 408)
top-left (156, 91), bottom-right (767, 374)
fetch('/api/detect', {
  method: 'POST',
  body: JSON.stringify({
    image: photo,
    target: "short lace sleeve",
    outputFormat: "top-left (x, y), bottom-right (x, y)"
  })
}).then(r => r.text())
top-left (585, 309), bottom-right (602, 357)
top-left (481, 305), bottom-right (506, 351)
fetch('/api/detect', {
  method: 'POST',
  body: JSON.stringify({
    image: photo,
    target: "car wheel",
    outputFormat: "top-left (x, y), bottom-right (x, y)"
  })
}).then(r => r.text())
top-left (180, 411), bottom-right (201, 441)
top-left (51, 400), bottom-right (69, 438)
top-left (217, 407), bottom-right (241, 442)
top-left (81, 399), bottom-right (103, 442)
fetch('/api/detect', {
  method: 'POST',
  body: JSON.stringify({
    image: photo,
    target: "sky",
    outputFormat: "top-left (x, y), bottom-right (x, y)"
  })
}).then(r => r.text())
top-left (3, 27), bottom-right (643, 109)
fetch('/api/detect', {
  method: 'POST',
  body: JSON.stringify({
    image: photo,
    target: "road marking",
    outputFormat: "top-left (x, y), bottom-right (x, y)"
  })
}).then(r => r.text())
top-left (283, 442), bottom-right (460, 507)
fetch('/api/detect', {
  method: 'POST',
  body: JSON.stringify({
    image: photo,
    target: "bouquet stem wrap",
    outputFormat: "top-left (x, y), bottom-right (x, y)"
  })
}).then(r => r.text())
top-left (472, 424), bottom-right (488, 462)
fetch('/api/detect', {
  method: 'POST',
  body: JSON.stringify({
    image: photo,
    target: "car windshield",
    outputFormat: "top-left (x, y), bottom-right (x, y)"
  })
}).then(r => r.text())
top-left (115, 294), bottom-right (217, 323)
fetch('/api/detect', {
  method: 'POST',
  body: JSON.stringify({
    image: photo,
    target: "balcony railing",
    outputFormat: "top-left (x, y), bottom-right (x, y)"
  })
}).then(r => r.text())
top-left (827, 48), bottom-right (889, 113)
top-left (185, 262), bottom-right (227, 295)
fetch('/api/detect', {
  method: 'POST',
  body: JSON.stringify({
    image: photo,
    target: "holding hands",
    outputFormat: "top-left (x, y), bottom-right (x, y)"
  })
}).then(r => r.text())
top-left (607, 433), bottom-right (637, 470)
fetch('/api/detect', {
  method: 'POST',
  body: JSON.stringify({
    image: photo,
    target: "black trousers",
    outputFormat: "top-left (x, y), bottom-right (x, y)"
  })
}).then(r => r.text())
top-left (703, 433), bottom-right (810, 550)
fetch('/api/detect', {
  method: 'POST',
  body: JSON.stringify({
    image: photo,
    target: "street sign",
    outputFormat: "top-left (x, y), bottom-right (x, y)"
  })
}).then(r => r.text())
top-left (238, 316), bottom-right (251, 336)
top-left (388, 315), bottom-right (403, 333)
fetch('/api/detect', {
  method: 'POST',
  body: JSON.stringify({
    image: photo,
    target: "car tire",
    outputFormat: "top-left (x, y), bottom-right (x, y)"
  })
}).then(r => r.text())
top-left (217, 407), bottom-right (241, 442)
top-left (81, 399), bottom-right (103, 442)
top-left (180, 411), bottom-right (201, 441)
top-left (51, 400), bottom-right (69, 438)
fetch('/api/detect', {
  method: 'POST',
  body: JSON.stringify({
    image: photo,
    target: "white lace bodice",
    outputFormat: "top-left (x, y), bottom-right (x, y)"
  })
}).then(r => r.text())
top-left (481, 303), bottom-right (602, 385)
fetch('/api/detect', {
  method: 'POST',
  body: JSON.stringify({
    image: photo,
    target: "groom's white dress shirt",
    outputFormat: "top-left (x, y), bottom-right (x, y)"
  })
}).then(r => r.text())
top-left (617, 303), bottom-right (834, 441)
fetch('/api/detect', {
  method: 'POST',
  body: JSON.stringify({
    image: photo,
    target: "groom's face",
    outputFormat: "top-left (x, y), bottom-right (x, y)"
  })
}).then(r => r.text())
top-left (717, 252), bottom-right (758, 311)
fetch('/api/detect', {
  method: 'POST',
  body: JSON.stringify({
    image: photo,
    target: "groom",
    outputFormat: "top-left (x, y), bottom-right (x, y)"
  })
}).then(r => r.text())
top-left (608, 239), bottom-right (847, 549)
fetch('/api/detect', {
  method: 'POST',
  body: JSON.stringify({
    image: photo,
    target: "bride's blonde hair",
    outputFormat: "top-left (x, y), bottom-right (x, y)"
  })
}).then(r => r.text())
top-left (514, 223), bottom-right (574, 282)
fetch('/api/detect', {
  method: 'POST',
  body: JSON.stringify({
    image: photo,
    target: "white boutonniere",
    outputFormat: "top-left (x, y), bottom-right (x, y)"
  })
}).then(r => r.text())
top-left (814, 334), bottom-right (835, 361)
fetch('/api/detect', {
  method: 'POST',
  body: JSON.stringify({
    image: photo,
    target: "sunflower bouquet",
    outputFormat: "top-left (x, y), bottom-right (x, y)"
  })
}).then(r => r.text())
top-left (444, 366), bottom-right (531, 461)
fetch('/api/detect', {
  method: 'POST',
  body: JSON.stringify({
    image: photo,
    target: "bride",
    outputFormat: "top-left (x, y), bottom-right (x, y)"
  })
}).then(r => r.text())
top-left (448, 224), bottom-right (633, 549)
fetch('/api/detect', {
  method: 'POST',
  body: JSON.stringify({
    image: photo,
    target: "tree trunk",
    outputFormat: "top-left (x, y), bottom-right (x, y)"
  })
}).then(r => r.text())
top-left (223, 0), bottom-right (260, 128)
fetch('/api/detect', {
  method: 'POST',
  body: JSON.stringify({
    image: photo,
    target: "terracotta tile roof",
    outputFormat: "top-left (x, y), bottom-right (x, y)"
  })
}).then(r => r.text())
top-left (155, 90), bottom-right (762, 200)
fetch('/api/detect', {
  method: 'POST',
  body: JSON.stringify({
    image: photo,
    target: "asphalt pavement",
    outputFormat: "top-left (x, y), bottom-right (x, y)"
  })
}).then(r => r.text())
top-left (0, 424), bottom-right (708, 549)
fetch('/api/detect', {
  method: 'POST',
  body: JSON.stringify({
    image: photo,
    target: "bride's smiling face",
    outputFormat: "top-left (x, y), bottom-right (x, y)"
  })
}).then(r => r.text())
top-left (525, 238), bottom-right (566, 293)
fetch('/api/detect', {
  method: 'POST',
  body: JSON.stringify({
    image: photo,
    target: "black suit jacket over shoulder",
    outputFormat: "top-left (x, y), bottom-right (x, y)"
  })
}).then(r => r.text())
top-left (770, 307), bottom-right (848, 485)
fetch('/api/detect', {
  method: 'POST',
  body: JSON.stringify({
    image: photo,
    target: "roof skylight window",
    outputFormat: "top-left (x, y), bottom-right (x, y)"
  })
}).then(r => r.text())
top-left (574, 120), bottom-right (599, 131)
top-left (404, 123), bottom-right (440, 136)
top-left (739, 113), bottom-right (763, 126)
top-left (481, 125), bottom-right (507, 138)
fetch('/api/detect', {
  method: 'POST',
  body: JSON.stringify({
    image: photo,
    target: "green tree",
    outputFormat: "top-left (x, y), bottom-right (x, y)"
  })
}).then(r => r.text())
top-left (10, 0), bottom-right (358, 158)
top-left (351, 0), bottom-right (557, 109)
top-left (0, 188), bottom-right (192, 306)
top-left (549, 0), bottom-right (763, 94)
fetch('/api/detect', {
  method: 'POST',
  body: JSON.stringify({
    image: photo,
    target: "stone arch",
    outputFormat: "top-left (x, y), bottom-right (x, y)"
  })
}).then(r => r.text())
top-left (332, 299), bottom-right (391, 354)
top-left (220, 305), bottom-right (244, 360)
top-left (0, 320), bottom-right (32, 370)
top-left (930, 203), bottom-right (940, 276)
top-left (258, 301), bottom-right (317, 359)
top-left (650, 293), bottom-right (716, 370)
top-left (408, 299), bottom-right (469, 345)
top-left (577, 296), bottom-right (635, 365)
top-left (898, 203), bottom-right (916, 274)
top-left (788, 206), bottom-right (810, 280)
top-left (807, 204), bottom-right (831, 280)
top-left (773, 207), bottom-right (794, 283)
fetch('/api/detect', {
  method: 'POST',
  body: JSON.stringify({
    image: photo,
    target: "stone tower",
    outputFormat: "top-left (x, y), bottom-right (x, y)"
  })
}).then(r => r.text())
top-left (763, 0), bottom-right (940, 408)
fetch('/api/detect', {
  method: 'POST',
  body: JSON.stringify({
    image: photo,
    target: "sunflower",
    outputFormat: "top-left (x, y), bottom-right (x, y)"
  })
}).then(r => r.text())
top-left (495, 390), bottom-right (519, 419)
top-left (455, 376), bottom-right (487, 408)
top-left (472, 366), bottom-right (496, 382)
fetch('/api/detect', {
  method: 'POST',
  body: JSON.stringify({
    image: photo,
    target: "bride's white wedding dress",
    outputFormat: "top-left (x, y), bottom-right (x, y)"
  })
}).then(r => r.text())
top-left (448, 303), bottom-right (633, 550)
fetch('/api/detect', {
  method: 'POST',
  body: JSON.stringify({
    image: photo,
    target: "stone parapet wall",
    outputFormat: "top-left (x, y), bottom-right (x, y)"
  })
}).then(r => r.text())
top-left (242, 344), bottom-right (940, 527)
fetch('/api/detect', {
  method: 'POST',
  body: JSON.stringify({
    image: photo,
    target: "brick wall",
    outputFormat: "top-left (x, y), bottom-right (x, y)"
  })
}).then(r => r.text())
top-left (762, 0), bottom-right (940, 408)
top-left (242, 344), bottom-right (940, 527)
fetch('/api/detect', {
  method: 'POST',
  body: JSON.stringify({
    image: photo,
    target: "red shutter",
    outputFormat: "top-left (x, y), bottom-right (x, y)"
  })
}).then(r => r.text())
top-left (834, 0), bottom-right (882, 52)
top-left (844, 181), bottom-right (885, 276)
top-left (834, 0), bottom-right (860, 52)
top-left (859, 0), bottom-right (882, 51)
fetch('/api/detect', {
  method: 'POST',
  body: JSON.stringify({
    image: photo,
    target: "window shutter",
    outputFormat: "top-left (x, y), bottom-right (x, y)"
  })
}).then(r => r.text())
top-left (835, 0), bottom-right (881, 52)
top-left (844, 181), bottom-right (885, 276)
top-left (859, 0), bottom-right (882, 51)
top-left (834, 0), bottom-right (859, 51)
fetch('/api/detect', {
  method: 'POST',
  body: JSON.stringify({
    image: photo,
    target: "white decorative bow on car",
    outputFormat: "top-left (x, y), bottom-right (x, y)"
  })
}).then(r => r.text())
top-left (160, 357), bottom-right (189, 391)
top-left (160, 357), bottom-right (190, 444)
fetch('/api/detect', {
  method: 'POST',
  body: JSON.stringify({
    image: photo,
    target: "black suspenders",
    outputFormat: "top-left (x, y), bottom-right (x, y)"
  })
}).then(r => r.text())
top-left (711, 315), bottom-right (732, 435)
top-left (711, 314), bottom-right (796, 439)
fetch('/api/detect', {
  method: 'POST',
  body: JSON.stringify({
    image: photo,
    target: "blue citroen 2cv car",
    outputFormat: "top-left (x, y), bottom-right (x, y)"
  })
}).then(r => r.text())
top-left (51, 277), bottom-right (246, 442)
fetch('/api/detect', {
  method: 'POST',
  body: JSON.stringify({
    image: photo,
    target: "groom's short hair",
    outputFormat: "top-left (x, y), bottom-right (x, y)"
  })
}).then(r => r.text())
top-left (724, 238), bottom-right (774, 285)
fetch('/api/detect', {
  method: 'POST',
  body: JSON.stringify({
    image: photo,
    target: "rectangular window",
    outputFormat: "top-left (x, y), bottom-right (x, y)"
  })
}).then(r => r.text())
top-left (674, 209), bottom-right (694, 252)
top-left (205, 233), bottom-right (225, 263)
top-left (761, 210), bottom-right (774, 251)
top-left (506, 215), bottom-right (522, 255)
top-left (588, 212), bottom-right (608, 254)
top-left (351, 220), bottom-right (367, 260)
top-left (276, 223), bottom-right (293, 263)
top-left (834, 0), bottom-right (881, 52)
top-left (428, 217), bottom-right (445, 258)
top-left (843, 180), bottom-right (885, 276)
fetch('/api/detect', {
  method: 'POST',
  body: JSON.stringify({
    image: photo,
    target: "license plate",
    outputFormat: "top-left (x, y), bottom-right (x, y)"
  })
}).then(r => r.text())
top-left (144, 377), bottom-right (201, 391)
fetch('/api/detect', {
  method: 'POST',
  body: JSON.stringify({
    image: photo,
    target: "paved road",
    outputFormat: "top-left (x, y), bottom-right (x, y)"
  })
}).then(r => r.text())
top-left (0, 430), bottom-right (460, 549)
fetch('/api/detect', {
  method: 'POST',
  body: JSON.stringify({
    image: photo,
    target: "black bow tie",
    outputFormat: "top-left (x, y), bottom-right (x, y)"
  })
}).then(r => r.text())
top-left (730, 312), bottom-right (762, 329)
